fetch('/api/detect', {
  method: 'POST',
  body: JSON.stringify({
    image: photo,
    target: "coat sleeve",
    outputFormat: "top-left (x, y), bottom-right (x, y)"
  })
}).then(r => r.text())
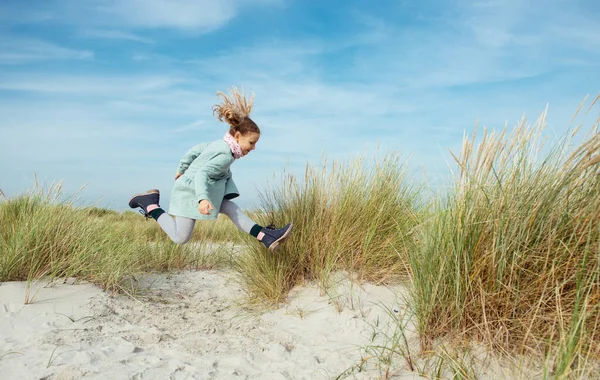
top-left (193, 153), bottom-right (233, 202)
top-left (177, 144), bottom-right (206, 174)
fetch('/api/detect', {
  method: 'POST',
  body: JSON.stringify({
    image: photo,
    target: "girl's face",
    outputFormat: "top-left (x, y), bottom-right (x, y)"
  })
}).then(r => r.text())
top-left (234, 131), bottom-right (260, 156)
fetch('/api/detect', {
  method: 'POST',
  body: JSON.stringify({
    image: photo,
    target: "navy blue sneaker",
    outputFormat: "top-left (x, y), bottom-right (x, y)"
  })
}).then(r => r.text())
top-left (128, 189), bottom-right (160, 217)
top-left (259, 223), bottom-right (293, 251)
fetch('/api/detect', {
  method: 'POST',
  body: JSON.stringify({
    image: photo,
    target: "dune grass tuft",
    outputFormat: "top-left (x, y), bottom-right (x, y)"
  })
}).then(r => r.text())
top-left (409, 97), bottom-right (600, 375)
top-left (235, 152), bottom-right (420, 305)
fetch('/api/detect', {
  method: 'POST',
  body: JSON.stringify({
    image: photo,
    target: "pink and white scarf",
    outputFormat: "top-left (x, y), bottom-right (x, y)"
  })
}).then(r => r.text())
top-left (224, 132), bottom-right (243, 159)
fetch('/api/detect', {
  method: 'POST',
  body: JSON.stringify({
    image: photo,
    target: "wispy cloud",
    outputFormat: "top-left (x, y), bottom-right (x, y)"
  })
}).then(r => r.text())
top-left (91, 0), bottom-right (238, 31)
top-left (344, 0), bottom-right (599, 89)
top-left (0, 73), bottom-right (183, 95)
top-left (1, 0), bottom-right (285, 32)
top-left (79, 29), bottom-right (154, 44)
top-left (0, 38), bottom-right (93, 64)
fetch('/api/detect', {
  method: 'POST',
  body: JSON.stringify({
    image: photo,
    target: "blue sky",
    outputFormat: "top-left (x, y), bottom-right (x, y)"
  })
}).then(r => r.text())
top-left (0, 0), bottom-right (598, 211)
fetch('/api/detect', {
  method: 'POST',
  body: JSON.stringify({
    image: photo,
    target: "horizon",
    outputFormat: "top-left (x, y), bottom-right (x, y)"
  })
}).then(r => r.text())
top-left (1, 0), bottom-right (599, 211)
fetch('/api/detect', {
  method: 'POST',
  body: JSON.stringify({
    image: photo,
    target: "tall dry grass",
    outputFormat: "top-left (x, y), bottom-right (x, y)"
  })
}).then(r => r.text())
top-left (0, 182), bottom-right (234, 291)
top-left (410, 97), bottom-right (600, 377)
top-left (236, 152), bottom-right (420, 305)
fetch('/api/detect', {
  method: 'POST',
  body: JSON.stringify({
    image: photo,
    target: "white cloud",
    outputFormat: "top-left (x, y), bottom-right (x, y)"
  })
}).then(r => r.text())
top-left (335, 0), bottom-right (599, 90)
top-left (0, 74), bottom-right (184, 95)
top-left (79, 29), bottom-right (154, 44)
top-left (0, 38), bottom-right (94, 64)
top-left (91, 0), bottom-right (237, 31)
top-left (456, 0), bottom-right (600, 56)
top-left (1, 0), bottom-right (285, 32)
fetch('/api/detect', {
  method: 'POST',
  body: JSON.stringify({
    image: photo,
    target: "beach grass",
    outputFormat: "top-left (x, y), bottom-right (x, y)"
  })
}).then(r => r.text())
top-left (408, 97), bottom-right (600, 377)
top-left (0, 182), bottom-right (235, 291)
top-left (235, 152), bottom-right (421, 305)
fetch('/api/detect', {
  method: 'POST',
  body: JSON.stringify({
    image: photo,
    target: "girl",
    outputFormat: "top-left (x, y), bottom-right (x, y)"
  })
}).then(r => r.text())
top-left (128, 87), bottom-right (293, 251)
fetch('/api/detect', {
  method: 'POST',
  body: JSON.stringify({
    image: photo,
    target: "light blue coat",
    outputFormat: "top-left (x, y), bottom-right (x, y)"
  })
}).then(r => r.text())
top-left (168, 140), bottom-right (239, 220)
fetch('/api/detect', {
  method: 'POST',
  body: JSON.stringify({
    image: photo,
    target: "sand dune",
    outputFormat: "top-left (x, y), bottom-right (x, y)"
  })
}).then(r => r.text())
top-left (1, 270), bottom-right (418, 380)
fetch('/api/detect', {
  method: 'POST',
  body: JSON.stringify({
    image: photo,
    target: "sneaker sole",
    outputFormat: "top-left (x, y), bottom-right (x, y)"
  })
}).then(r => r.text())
top-left (128, 189), bottom-right (160, 209)
top-left (269, 223), bottom-right (293, 251)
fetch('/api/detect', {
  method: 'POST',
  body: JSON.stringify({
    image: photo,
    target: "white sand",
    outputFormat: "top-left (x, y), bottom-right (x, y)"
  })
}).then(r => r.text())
top-left (0, 271), bottom-right (422, 380)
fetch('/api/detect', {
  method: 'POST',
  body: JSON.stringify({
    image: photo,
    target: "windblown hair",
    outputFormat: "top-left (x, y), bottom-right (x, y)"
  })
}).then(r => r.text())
top-left (212, 86), bottom-right (260, 136)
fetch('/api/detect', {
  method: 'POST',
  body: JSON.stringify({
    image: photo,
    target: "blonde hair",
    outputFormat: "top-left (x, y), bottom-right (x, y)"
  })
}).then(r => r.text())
top-left (212, 86), bottom-right (260, 135)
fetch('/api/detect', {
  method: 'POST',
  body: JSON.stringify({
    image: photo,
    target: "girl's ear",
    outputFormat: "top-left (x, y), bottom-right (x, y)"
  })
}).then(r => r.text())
top-left (233, 131), bottom-right (242, 142)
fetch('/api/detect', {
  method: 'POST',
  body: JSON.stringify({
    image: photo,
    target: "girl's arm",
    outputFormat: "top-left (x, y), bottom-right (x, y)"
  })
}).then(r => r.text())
top-left (176, 143), bottom-right (207, 175)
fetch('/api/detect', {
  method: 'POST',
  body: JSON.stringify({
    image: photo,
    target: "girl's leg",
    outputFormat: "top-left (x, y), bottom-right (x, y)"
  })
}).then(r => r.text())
top-left (219, 199), bottom-right (293, 251)
top-left (155, 214), bottom-right (196, 244)
top-left (129, 190), bottom-right (292, 248)
top-left (128, 189), bottom-right (195, 244)
top-left (219, 198), bottom-right (256, 234)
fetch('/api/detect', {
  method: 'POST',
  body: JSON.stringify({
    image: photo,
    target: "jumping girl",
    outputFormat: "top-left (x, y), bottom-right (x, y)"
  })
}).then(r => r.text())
top-left (128, 87), bottom-right (293, 251)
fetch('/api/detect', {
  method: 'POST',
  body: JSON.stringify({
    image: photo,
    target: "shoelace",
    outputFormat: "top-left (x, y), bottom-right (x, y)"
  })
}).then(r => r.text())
top-left (138, 209), bottom-right (151, 220)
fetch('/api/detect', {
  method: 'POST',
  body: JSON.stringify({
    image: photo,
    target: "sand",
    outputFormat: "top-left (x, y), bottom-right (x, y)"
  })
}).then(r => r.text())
top-left (0, 270), bottom-right (421, 380)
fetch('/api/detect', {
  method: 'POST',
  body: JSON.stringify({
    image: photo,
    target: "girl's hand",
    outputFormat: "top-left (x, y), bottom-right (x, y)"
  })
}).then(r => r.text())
top-left (198, 200), bottom-right (214, 215)
top-left (175, 172), bottom-right (182, 180)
